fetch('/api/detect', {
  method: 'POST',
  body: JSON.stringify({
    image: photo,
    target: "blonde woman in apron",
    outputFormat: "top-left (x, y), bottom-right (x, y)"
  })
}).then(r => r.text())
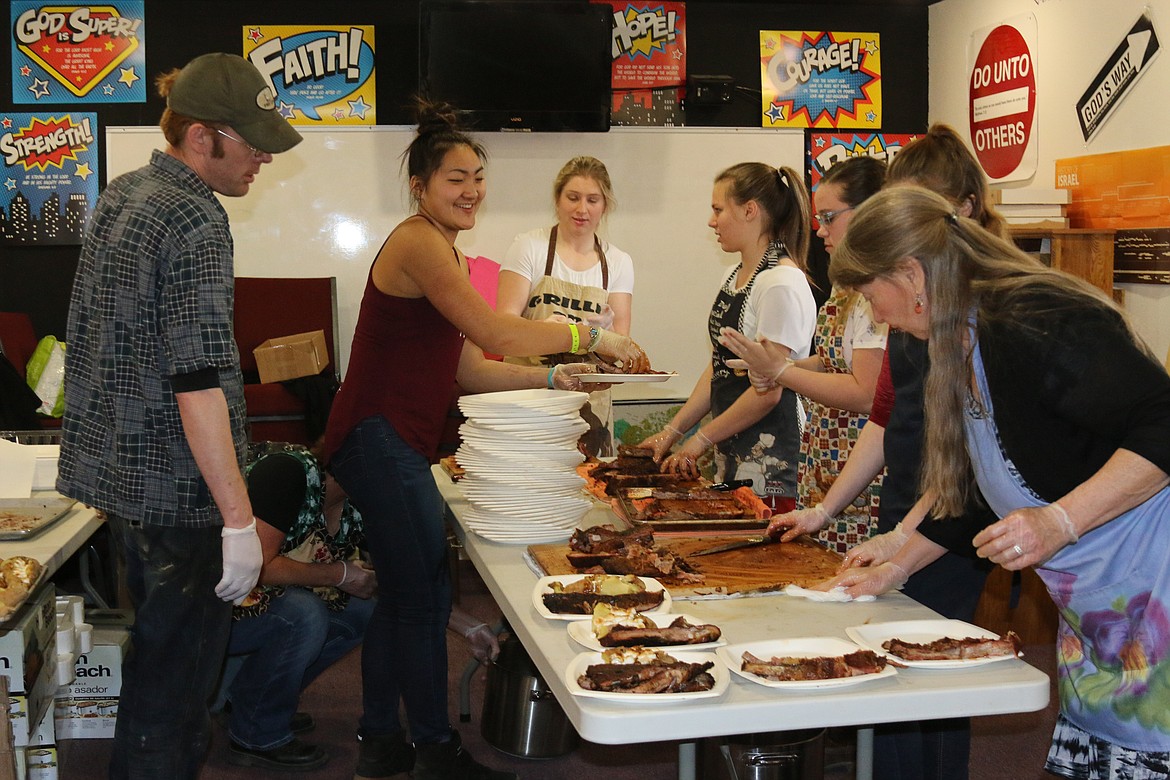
top-left (498, 156), bottom-right (635, 457)
top-left (640, 162), bottom-right (815, 512)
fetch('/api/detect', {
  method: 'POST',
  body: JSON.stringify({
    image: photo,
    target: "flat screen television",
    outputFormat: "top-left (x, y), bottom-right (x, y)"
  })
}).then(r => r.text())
top-left (420, 0), bottom-right (612, 132)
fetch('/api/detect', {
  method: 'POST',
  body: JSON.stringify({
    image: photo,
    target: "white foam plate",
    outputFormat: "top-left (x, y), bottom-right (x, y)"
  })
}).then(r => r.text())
top-left (567, 613), bottom-right (727, 652)
top-left (564, 651), bottom-right (728, 702)
top-left (578, 372), bottom-right (678, 384)
top-left (845, 620), bottom-right (1018, 669)
top-left (716, 637), bottom-right (898, 689)
top-left (471, 527), bottom-right (574, 544)
top-left (532, 574), bottom-right (671, 621)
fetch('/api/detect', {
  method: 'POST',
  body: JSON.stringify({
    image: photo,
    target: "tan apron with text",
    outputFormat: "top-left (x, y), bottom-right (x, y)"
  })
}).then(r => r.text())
top-left (511, 226), bottom-right (614, 457)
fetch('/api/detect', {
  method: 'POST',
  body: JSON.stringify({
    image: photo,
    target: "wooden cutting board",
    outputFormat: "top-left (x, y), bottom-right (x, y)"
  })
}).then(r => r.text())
top-left (527, 536), bottom-right (843, 599)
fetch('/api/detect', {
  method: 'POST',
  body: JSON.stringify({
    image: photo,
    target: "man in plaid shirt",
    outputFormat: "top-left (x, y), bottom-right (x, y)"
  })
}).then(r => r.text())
top-left (58, 53), bottom-right (301, 779)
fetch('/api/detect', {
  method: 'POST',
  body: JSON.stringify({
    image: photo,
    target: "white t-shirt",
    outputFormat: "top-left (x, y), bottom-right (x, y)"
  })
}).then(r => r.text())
top-left (501, 228), bottom-right (635, 294)
top-left (839, 292), bottom-right (889, 368)
top-left (730, 264), bottom-right (817, 361)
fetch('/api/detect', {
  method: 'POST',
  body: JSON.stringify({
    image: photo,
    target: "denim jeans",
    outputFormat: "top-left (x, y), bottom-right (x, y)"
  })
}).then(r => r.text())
top-left (107, 516), bottom-right (231, 780)
top-left (329, 415), bottom-right (453, 743)
top-left (223, 587), bottom-right (375, 749)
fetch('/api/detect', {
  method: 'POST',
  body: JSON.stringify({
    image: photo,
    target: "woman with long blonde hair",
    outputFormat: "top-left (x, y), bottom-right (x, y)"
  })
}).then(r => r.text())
top-left (825, 184), bottom-right (1170, 780)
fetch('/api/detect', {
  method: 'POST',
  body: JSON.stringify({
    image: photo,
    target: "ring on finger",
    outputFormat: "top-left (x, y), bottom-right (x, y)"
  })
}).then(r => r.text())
top-left (1012, 544), bottom-right (1024, 557)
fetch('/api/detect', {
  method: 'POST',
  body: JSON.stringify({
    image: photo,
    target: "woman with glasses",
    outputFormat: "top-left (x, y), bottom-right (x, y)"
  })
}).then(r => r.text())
top-left (721, 155), bottom-right (888, 553)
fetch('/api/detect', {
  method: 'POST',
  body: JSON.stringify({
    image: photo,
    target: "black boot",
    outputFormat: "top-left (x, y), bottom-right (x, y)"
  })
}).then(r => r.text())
top-left (353, 729), bottom-right (415, 779)
top-left (413, 731), bottom-right (517, 780)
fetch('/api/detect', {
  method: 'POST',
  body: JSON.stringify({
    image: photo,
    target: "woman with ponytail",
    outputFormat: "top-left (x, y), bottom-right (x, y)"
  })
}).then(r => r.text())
top-left (323, 99), bottom-right (648, 780)
top-left (640, 163), bottom-right (816, 511)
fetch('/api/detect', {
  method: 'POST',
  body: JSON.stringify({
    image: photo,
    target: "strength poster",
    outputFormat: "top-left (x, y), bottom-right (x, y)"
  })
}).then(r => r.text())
top-left (243, 25), bottom-right (376, 126)
top-left (11, 2), bottom-right (146, 104)
top-left (760, 31), bottom-right (881, 129)
top-left (1, 112), bottom-right (99, 245)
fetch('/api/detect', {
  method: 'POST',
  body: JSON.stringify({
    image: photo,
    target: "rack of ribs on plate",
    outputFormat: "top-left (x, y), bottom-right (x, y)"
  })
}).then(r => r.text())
top-left (592, 605), bottom-right (721, 647)
top-left (578, 648), bottom-right (716, 693)
top-left (542, 573), bottom-right (665, 615)
top-left (882, 632), bottom-right (1022, 661)
top-left (740, 650), bottom-right (887, 681)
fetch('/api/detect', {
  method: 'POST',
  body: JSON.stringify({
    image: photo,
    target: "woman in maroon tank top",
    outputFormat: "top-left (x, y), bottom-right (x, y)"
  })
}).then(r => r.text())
top-left (323, 100), bottom-right (649, 780)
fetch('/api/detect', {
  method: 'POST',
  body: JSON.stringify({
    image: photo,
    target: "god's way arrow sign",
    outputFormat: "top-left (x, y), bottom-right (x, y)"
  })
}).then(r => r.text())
top-left (1077, 12), bottom-right (1160, 142)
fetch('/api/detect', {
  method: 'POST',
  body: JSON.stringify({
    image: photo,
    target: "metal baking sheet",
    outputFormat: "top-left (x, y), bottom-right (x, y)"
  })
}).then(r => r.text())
top-left (0, 497), bottom-right (78, 541)
top-left (615, 493), bottom-right (768, 533)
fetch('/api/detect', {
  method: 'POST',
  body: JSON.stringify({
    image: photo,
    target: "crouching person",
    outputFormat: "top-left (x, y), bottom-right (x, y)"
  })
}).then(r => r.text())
top-left (221, 445), bottom-right (375, 771)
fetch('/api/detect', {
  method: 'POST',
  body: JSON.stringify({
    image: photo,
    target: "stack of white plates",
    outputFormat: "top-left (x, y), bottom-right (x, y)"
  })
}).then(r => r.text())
top-left (456, 389), bottom-right (592, 544)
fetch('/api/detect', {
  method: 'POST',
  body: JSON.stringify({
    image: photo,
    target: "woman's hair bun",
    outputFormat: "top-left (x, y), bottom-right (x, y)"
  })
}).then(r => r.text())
top-left (414, 96), bottom-right (461, 135)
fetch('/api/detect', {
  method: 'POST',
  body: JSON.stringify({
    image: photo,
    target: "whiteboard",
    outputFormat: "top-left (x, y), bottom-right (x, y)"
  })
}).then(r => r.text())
top-left (106, 126), bottom-right (803, 400)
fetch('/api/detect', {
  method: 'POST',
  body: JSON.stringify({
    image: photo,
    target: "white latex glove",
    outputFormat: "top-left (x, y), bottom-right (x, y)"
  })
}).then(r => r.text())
top-left (639, 427), bottom-right (681, 462)
top-left (973, 502), bottom-right (1078, 570)
top-left (591, 329), bottom-right (650, 374)
top-left (551, 363), bottom-right (608, 392)
top-left (841, 523), bottom-right (910, 570)
top-left (338, 558), bottom-right (378, 599)
top-left (464, 623), bottom-right (501, 663)
top-left (814, 561), bottom-right (909, 599)
top-left (660, 434), bottom-right (708, 480)
top-left (216, 519), bottom-right (263, 604)
top-left (583, 304), bottom-right (615, 330)
top-left (542, 313), bottom-right (573, 325)
top-left (718, 328), bottom-right (792, 391)
top-left (767, 504), bottom-right (831, 542)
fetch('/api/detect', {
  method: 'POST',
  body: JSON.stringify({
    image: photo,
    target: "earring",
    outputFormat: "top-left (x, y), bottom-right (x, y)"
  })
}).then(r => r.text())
top-left (914, 293), bottom-right (924, 314)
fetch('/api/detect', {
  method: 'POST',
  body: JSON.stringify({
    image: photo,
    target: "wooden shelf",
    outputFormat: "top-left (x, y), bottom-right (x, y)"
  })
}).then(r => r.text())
top-left (1010, 226), bottom-right (1115, 294)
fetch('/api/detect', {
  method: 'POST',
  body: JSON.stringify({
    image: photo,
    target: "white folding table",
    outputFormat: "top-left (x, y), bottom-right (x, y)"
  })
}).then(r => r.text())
top-left (434, 467), bottom-right (1051, 780)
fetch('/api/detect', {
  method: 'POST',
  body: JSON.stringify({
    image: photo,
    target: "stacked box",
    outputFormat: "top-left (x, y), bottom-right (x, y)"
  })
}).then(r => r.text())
top-left (53, 625), bottom-right (128, 740)
top-left (0, 582), bottom-right (57, 747)
top-left (992, 187), bottom-right (1073, 229)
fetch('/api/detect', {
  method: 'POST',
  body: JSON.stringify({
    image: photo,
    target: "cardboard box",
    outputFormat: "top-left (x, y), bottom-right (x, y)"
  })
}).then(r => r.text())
top-left (252, 329), bottom-right (329, 384)
top-left (54, 625), bottom-right (129, 740)
top-left (0, 582), bottom-right (56, 697)
top-left (9, 638), bottom-right (57, 747)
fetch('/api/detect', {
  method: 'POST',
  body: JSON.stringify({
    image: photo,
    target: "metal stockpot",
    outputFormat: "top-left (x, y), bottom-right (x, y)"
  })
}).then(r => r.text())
top-left (480, 637), bottom-right (579, 758)
top-left (716, 729), bottom-right (826, 780)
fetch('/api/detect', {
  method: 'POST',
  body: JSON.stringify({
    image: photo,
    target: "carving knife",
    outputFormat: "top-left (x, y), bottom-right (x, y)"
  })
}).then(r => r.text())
top-left (692, 533), bottom-right (781, 556)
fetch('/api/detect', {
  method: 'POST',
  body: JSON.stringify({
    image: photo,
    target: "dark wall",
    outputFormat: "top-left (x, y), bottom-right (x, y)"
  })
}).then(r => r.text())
top-left (0, 1), bottom-right (927, 339)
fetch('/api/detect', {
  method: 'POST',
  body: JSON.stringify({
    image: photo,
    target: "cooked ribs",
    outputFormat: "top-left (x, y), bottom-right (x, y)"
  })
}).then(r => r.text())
top-left (599, 616), bottom-right (722, 648)
top-left (542, 589), bottom-right (665, 615)
top-left (566, 524), bottom-right (704, 584)
top-left (740, 649), bottom-right (888, 681)
top-left (881, 631), bottom-right (1022, 661)
top-left (578, 660), bottom-right (716, 693)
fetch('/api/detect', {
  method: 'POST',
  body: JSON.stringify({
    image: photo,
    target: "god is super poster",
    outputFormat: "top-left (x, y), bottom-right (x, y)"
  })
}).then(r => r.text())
top-left (760, 31), bottom-right (881, 129)
top-left (1, 112), bottom-right (99, 245)
top-left (242, 25), bottom-right (376, 126)
top-left (11, 2), bottom-right (146, 104)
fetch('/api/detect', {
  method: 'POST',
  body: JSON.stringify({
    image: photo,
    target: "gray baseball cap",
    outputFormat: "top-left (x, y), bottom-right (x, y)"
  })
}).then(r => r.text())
top-left (168, 53), bottom-right (302, 154)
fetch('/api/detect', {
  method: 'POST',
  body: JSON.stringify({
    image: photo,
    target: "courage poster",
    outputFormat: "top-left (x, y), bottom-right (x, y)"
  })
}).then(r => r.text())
top-left (760, 30), bottom-right (881, 129)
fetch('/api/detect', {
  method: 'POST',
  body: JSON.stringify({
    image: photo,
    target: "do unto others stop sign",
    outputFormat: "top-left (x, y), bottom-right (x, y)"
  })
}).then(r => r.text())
top-left (968, 19), bottom-right (1037, 181)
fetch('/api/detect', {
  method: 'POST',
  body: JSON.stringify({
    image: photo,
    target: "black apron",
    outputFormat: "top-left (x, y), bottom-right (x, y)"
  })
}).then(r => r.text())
top-left (707, 241), bottom-right (801, 501)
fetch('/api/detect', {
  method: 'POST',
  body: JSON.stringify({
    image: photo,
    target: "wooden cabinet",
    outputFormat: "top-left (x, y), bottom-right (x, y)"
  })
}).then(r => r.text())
top-left (1010, 227), bottom-right (1115, 294)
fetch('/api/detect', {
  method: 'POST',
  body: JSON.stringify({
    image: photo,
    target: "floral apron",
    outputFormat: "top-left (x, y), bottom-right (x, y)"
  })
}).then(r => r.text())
top-left (966, 340), bottom-right (1170, 752)
top-left (803, 291), bottom-right (883, 554)
top-left (515, 225), bottom-right (614, 457)
top-left (707, 241), bottom-right (801, 506)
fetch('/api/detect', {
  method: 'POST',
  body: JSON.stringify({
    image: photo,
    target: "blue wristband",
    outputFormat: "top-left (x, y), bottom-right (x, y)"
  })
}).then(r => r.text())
top-left (547, 366), bottom-right (556, 389)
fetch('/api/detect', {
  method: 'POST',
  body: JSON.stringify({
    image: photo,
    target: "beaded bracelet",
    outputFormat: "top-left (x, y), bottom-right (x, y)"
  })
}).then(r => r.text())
top-left (569, 323), bottom-right (580, 354)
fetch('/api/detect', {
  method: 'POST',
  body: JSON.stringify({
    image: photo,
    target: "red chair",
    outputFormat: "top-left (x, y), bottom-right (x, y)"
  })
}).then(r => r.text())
top-left (0, 311), bottom-right (61, 429)
top-left (232, 277), bottom-right (340, 445)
